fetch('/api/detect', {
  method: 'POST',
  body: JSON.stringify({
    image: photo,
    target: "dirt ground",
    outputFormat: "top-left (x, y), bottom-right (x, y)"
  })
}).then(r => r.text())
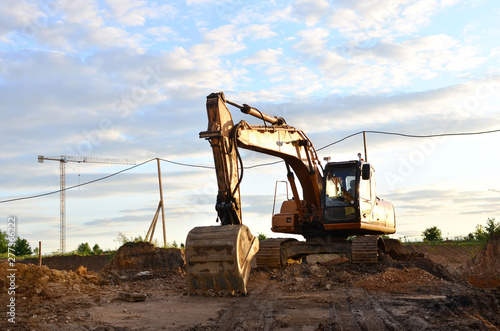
top-left (1, 238), bottom-right (499, 331)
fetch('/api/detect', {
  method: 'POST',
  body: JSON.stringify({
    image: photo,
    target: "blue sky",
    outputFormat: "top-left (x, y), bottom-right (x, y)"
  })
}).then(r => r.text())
top-left (0, 0), bottom-right (499, 253)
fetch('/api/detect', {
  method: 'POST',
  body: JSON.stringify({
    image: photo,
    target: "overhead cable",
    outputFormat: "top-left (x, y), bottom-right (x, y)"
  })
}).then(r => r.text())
top-left (0, 158), bottom-right (157, 204)
top-left (316, 128), bottom-right (500, 151)
top-left (1, 128), bottom-right (499, 204)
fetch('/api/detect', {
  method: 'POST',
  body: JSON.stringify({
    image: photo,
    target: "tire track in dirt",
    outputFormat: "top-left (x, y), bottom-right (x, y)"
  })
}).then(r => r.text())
top-left (347, 288), bottom-right (391, 330)
top-left (325, 287), bottom-right (400, 331)
top-left (366, 295), bottom-right (409, 331)
top-left (327, 288), bottom-right (362, 330)
top-left (206, 286), bottom-right (407, 330)
top-left (207, 282), bottom-right (276, 330)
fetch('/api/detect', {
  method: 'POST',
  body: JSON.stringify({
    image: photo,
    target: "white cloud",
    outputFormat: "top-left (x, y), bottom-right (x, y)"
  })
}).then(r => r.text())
top-left (266, 5), bottom-right (295, 23)
top-left (145, 26), bottom-right (174, 41)
top-left (268, 77), bottom-right (500, 135)
top-left (185, 0), bottom-right (214, 4)
top-left (60, 0), bottom-right (104, 26)
top-left (104, 0), bottom-right (175, 27)
top-left (292, 0), bottom-right (330, 26)
top-left (489, 47), bottom-right (500, 59)
top-left (243, 24), bottom-right (278, 40)
top-left (290, 33), bottom-right (485, 92)
top-left (293, 27), bottom-right (330, 55)
top-left (0, 0), bottom-right (40, 36)
top-left (240, 48), bottom-right (283, 65)
top-left (384, 186), bottom-right (500, 237)
top-left (325, 0), bottom-right (459, 41)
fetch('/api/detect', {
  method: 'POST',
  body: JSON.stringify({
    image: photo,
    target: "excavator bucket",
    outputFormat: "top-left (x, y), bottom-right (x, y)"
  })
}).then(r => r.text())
top-left (185, 224), bottom-right (259, 295)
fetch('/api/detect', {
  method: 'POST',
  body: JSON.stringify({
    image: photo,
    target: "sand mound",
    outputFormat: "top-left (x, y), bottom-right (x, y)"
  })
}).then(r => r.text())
top-left (460, 234), bottom-right (500, 288)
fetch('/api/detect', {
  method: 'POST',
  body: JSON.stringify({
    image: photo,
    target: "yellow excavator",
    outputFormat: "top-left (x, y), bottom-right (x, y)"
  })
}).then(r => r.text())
top-left (185, 92), bottom-right (396, 294)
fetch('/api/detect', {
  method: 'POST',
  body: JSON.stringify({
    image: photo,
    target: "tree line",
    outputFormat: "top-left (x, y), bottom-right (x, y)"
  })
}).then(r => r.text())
top-left (0, 231), bottom-right (33, 256)
top-left (423, 217), bottom-right (499, 243)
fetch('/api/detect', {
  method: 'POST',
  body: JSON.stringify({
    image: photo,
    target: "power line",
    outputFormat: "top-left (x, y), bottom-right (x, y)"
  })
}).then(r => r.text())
top-left (317, 131), bottom-right (364, 151)
top-left (245, 160), bottom-right (283, 169)
top-left (1, 127), bottom-right (499, 204)
top-left (316, 128), bottom-right (500, 151)
top-left (158, 158), bottom-right (214, 169)
top-left (365, 128), bottom-right (500, 139)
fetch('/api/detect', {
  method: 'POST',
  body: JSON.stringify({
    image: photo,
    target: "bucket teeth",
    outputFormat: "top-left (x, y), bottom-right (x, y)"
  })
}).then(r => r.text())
top-left (185, 225), bottom-right (259, 295)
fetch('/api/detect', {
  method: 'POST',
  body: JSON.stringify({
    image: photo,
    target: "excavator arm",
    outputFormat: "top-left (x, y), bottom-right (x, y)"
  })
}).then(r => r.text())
top-left (200, 92), bottom-right (323, 225)
top-left (199, 93), bottom-right (243, 225)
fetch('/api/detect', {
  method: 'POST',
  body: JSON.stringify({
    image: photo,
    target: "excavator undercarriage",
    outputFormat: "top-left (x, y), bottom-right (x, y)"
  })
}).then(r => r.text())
top-left (256, 235), bottom-right (385, 268)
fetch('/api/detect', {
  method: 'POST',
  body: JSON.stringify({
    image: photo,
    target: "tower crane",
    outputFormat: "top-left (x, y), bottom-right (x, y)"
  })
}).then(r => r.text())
top-left (38, 155), bottom-right (136, 254)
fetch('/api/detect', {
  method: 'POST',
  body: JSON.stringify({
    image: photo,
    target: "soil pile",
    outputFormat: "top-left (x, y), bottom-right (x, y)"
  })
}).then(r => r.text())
top-left (0, 262), bottom-right (104, 327)
top-left (355, 267), bottom-right (441, 292)
top-left (460, 234), bottom-right (500, 288)
top-left (255, 251), bottom-right (461, 294)
top-left (404, 242), bottom-right (483, 267)
top-left (0, 262), bottom-right (102, 300)
top-left (102, 242), bottom-right (185, 280)
top-left (383, 238), bottom-right (411, 258)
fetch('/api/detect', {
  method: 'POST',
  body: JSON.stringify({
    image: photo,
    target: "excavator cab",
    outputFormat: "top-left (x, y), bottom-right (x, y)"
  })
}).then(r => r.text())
top-left (322, 161), bottom-right (396, 235)
top-left (323, 160), bottom-right (365, 224)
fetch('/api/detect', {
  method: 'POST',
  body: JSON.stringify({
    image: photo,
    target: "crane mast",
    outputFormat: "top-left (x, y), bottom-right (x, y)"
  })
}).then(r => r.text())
top-left (38, 155), bottom-right (136, 254)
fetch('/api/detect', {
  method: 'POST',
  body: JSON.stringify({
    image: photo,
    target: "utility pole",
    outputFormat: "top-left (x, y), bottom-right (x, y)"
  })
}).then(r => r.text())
top-left (145, 158), bottom-right (166, 247)
top-left (363, 131), bottom-right (368, 162)
top-left (38, 155), bottom-right (136, 254)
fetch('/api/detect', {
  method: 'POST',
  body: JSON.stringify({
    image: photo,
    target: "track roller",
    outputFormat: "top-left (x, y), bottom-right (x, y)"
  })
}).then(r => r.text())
top-left (351, 235), bottom-right (383, 264)
top-left (255, 238), bottom-right (302, 268)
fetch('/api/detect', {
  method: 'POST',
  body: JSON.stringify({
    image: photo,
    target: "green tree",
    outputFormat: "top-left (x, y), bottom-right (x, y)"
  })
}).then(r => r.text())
top-left (92, 244), bottom-right (103, 255)
top-left (0, 230), bottom-right (8, 254)
top-left (485, 218), bottom-right (499, 237)
top-left (14, 237), bottom-right (32, 256)
top-left (258, 233), bottom-right (268, 241)
top-left (465, 232), bottom-right (475, 241)
top-left (76, 242), bottom-right (92, 256)
top-left (422, 226), bottom-right (443, 242)
top-left (473, 224), bottom-right (488, 242)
